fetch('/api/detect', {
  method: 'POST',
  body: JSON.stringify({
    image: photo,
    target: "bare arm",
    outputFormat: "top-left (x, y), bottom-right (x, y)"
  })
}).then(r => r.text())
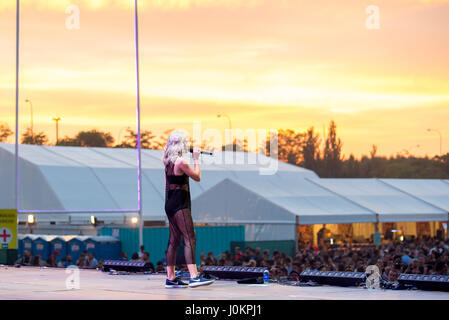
top-left (176, 148), bottom-right (201, 182)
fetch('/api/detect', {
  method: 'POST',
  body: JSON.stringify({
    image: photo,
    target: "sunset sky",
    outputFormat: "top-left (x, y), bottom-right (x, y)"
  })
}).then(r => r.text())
top-left (0, 0), bottom-right (448, 158)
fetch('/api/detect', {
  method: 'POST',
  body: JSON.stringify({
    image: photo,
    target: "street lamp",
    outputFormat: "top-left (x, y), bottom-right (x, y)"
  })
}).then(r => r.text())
top-left (51, 116), bottom-right (62, 145)
top-left (427, 128), bottom-right (442, 156)
top-left (217, 114), bottom-right (232, 131)
top-left (25, 98), bottom-right (33, 139)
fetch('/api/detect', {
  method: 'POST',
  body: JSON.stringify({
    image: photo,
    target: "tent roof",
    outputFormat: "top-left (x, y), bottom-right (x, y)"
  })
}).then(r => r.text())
top-left (310, 178), bottom-right (448, 222)
top-left (192, 177), bottom-right (376, 225)
top-left (380, 179), bottom-right (449, 212)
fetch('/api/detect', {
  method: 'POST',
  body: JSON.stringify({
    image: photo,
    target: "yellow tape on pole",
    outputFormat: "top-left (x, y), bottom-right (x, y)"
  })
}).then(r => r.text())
top-left (0, 209), bottom-right (18, 250)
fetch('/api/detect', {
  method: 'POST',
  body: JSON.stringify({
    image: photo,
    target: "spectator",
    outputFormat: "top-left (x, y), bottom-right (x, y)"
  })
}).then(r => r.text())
top-left (138, 245), bottom-right (145, 259)
top-left (142, 252), bottom-right (155, 272)
top-left (64, 255), bottom-right (73, 267)
top-left (131, 253), bottom-right (139, 261)
top-left (120, 252), bottom-right (128, 261)
top-left (88, 253), bottom-right (98, 268)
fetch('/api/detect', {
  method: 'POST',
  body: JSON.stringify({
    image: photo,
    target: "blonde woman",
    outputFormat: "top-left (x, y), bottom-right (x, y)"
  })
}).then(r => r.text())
top-left (162, 131), bottom-right (214, 288)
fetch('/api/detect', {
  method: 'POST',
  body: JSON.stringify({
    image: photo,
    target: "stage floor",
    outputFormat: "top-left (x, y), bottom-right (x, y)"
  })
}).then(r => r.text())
top-left (0, 266), bottom-right (448, 300)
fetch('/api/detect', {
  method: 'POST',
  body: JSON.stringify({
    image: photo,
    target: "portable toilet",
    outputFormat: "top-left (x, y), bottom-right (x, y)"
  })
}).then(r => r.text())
top-left (21, 235), bottom-right (35, 256)
top-left (67, 236), bottom-right (89, 263)
top-left (83, 236), bottom-right (121, 261)
top-left (50, 235), bottom-right (75, 262)
top-left (32, 235), bottom-right (55, 262)
top-left (17, 234), bottom-right (26, 259)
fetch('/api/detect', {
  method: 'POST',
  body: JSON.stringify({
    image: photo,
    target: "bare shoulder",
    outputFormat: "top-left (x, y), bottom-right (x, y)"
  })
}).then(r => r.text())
top-left (174, 157), bottom-right (188, 172)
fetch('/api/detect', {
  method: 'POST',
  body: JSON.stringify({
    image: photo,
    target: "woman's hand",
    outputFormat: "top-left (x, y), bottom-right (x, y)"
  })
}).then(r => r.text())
top-left (192, 147), bottom-right (200, 161)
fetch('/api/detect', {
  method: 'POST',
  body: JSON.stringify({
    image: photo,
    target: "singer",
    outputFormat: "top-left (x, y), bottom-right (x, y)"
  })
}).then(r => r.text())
top-left (162, 131), bottom-right (215, 288)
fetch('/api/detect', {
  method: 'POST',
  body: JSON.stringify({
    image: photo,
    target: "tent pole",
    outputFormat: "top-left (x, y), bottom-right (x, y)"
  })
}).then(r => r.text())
top-left (134, 0), bottom-right (143, 247)
top-left (295, 216), bottom-right (299, 254)
top-left (15, 0), bottom-right (20, 222)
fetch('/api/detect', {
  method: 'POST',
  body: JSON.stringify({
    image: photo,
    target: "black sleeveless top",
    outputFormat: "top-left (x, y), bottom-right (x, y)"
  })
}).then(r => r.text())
top-left (164, 161), bottom-right (191, 216)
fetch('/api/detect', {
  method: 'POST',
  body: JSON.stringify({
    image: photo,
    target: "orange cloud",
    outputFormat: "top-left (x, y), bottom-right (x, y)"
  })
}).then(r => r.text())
top-left (0, 0), bottom-right (261, 12)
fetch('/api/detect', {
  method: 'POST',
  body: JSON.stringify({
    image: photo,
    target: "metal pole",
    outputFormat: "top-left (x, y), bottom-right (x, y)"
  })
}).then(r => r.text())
top-left (295, 216), bottom-right (299, 254)
top-left (15, 0), bottom-right (20, 213)
top-left (134, 0), bottom-right (143, 247)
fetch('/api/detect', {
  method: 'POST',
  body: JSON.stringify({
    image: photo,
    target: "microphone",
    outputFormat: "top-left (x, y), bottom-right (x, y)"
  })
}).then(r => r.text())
top-left (189, 147), bottom-right (213, 156)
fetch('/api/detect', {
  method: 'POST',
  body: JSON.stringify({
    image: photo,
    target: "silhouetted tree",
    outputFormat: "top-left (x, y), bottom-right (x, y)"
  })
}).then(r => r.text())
top-left (322, 120), bottom-right (343, 177)
top-left (58, 129), bottom-right (114, 147)
top-left (116, 127), bottom-right (155, 149)
top-left (153, 129), bottom-right (175, 150)
top-left (21, 127), bottom-right (48, 145)
top-left (275, 129), bottom-right (304, 165)
top-left (0, 123), bottom-right (13, 142)
top-left (301, 127), bottom-right (321, 172)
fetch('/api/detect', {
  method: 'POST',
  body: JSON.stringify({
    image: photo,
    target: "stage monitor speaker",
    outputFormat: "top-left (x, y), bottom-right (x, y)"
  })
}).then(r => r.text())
top-left (102, 260), bottom-right (152, 273)
top-left (202, 266), bottom-right (265, 280)
top-left (300, 270), bottom-right (366, 287)
top-left (398, 274), bottom-right (449, 292)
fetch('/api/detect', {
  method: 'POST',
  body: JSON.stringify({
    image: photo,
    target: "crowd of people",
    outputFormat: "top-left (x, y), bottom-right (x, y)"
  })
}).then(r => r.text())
top-left (15, 238), bottom-right (449, 283)
top-left (192, 237), bottom-right (449, 282)
top-left (16, 250), bottom-right (101, 268)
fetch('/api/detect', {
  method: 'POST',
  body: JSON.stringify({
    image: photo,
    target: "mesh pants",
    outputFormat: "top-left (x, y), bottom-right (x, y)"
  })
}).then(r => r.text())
top-left (166, 208), bottom-right (196, 266)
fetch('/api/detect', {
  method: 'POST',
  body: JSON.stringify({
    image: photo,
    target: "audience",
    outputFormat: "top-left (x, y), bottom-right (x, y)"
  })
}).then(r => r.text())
top-left (15, 237), bottom-right (449, 284)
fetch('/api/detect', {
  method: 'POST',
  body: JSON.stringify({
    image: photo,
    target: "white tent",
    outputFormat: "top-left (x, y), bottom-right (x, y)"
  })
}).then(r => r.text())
top-left (380, 179), bottom-right (449, 212)
top-left (0, 143), bottom-right (315, 228)
top-left (309, 178), bottom-right (449, 222)
top-left (1, 143), bottom-right (448, 241)
top-left (192, 177), bottom-right (376, 240)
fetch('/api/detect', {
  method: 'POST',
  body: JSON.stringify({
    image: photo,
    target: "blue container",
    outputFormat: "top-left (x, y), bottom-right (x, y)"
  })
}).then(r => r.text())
top-left (32, 236), bottom-right (50, 261)
top-left (67, 236), bottom-right (88, 263)
top-left (18, 235), bottom-right (25, 258)
top-left (21, 235), bottom-right (35, 256)
top-left (50, 236), bottom-right (75, 262)
top-left (32, 236), bottom-right (52, 261)
top-left (83, 236), bottom-right (121, 261)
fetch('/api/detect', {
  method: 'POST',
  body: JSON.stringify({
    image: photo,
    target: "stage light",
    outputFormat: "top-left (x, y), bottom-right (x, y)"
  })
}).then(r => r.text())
top-left (300, 270), bottom-right (366, 287)
top-left (90, 215), bottom-right (96, 225)
top-left (27, 214), bottom-right (34, 224)
top-left (398, 273), bottom-right (449, 291)
top-left (131, 217), bottom-right (138, 224)
top-left (203, 266), bottom-right (265, 280)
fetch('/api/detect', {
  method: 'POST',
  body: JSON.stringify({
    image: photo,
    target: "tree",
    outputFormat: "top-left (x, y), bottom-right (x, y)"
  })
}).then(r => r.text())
top-left (152, 129), bottom-right (175, 150)
top-left (75, 129), bottom-right (114, 147)
top-left (116, 127), bottom-right (155, 149)
top-left (301, 127), bottom-right (321, 172)
top-left (21, 127), bottom-right (48, 145)
top-left (58, 129), bottom-right (114, 147)
top-left (275, 129), bottom-right (304, 165)
top-left (322, 120), bottom-right (343, 177)
top-left (0, 123), bottom-right (13, 142)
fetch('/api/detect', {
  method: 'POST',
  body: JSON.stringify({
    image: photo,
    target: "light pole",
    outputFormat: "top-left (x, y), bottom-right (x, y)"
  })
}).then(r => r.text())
top-left (427, 128), bottom-right (442, 156)
top-left (217, 114), bottom-right (232, 131)
top-left (52, 116), bottom-right (61, 144)
top-left (25, 99), bottom-right (33, 139)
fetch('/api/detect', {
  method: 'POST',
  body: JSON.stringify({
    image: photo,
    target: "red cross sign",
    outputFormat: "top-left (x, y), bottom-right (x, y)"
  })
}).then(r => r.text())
top-left (0, 228), bottom-right (12, 244)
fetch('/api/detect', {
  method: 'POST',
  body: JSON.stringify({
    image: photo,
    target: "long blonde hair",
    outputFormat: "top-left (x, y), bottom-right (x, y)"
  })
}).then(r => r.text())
top-left (162, 130), bottom-right (189, 166)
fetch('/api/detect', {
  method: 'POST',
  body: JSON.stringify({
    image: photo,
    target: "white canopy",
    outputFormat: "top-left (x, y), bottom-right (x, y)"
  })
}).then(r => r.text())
top-left (1, 143), bottom-right (448, 241)
top-left (310, 178), bottom-right (449, 222)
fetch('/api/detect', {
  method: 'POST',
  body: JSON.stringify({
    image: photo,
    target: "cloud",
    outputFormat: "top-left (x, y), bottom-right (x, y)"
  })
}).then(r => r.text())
top-left (0, 0), bottom-right (262, 12)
